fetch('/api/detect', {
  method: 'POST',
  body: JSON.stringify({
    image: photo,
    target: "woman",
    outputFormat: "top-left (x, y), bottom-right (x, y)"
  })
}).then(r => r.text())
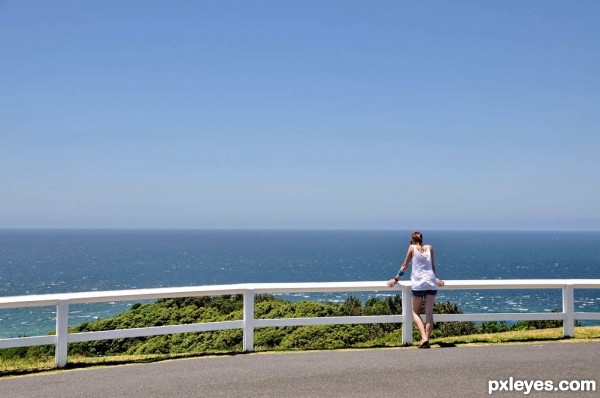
top-left (387, 231), bottom-right (444, 348)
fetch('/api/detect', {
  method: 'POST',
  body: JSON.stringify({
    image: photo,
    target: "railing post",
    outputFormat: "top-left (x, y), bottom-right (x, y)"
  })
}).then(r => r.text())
top-left (401, 285), bottom-right (413, 345)
top-left (55, 299), bottom-right (69, 368)
top-left (562, 284), bottom-right (575, 338)
top-left (243, 289), bottom-right (255, 352)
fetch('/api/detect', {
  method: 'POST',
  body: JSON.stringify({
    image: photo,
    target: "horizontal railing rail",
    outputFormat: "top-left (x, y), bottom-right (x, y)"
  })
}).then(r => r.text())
top-left (0, 279), bottom-right (599, 368)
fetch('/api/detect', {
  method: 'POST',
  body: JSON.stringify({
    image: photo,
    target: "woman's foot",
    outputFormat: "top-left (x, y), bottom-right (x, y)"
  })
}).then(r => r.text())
top-left (418, 340), bottom-right (430, 349)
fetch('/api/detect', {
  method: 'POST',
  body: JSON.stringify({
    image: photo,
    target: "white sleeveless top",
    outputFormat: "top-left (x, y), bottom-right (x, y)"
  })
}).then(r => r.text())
top-left (410, 245), bottom-right (437, 291)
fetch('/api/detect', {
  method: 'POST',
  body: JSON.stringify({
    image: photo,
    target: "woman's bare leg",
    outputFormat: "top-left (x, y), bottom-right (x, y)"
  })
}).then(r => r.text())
top-left (424, 294), bottom-right (436, 340)
top-left (412, 296), bottom-right (426, 343)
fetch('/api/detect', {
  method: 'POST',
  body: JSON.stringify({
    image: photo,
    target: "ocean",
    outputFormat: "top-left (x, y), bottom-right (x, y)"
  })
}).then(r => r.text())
top-left (1, 229), bottom-right (599, 338)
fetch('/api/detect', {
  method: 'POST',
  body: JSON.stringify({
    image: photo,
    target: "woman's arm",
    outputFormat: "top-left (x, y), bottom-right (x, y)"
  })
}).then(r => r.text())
top-left (430, 246), bottom-right (445, 287)
top-left (387, 246), bottom-right (413, 287)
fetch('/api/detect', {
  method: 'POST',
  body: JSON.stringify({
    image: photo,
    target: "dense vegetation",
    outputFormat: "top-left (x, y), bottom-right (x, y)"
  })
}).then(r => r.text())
top-left (1, 295), bottom-right (565, 360)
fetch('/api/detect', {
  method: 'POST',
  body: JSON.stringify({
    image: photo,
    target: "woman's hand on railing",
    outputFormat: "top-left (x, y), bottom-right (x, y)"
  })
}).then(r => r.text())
top-left (436, 278), bottom-right (445, 287)
top-left (387, 279), bottom-right (398, 287)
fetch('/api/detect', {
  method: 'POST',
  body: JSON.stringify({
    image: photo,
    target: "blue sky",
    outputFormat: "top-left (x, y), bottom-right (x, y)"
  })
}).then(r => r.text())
top-left (1, 1), bottom-right (599, 230)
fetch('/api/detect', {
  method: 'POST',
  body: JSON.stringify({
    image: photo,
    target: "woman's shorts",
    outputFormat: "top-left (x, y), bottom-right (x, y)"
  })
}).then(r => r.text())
top-left (411, 289), bottom-right (437, 297)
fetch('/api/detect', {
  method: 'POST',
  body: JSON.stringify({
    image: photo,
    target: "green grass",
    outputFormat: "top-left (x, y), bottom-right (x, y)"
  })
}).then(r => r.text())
top-left (431, 325), bottom-right (600, 346)
top-left (2, 326), bottom-right (599, 378)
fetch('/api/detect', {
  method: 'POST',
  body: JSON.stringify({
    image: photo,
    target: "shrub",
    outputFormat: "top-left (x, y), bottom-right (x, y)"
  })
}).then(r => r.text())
top-left (2, 294), bottom-right (570, 360)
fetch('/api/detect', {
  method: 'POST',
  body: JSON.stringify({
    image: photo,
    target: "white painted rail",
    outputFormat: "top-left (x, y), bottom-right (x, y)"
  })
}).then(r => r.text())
top-left (1, 279), bottom-right (599, 368)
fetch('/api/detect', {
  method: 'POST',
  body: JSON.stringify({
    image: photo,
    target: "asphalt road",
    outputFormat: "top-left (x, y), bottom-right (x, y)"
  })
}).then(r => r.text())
top-left (1, 342), bottom-right (598, 397)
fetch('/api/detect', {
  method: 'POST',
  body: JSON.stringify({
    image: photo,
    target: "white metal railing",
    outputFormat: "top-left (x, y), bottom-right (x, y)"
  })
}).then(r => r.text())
top-left (1, 279), bottom-right (599, 368)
